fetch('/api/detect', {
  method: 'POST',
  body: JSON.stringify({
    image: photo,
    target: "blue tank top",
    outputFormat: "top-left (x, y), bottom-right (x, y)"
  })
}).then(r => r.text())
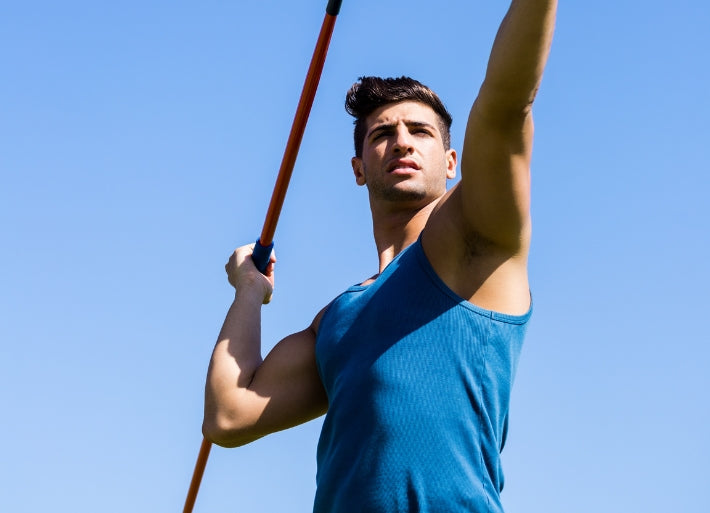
top-left (313, 238), bottom-right (531, 513)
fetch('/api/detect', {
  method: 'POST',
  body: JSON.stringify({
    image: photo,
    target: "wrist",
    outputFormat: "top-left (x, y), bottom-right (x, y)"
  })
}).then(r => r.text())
top-left (234, 275), bottom-right (272, 305)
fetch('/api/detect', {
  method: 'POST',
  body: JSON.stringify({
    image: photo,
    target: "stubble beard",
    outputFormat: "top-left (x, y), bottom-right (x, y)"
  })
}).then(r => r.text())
top-left (373, 184), bottom-right (428, 203)
top-left (363, 163), bottom-right (430, 204)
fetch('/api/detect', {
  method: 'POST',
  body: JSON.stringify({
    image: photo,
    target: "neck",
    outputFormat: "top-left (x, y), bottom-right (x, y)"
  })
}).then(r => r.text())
top-left (370, 197), bottom-right (440, 273)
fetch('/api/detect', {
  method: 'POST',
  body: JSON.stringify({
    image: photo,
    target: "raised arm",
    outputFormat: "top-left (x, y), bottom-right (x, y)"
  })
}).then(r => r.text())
top-left (458, 0), bottom-right (557, 250)
top-left (203, 244), bottom-right (328, 448)
top-left (421, 0), bottom-right (556, 314)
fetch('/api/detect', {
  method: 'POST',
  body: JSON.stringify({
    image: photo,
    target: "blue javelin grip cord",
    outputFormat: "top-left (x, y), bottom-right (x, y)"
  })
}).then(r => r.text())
top-left (252, 239), bottom-right (274, 274)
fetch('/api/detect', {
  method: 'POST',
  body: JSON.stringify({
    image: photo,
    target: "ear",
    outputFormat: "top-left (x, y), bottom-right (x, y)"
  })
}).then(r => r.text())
top-left (445, 149), bottom-right (457, 180)
top-left (352, 157), bottom-right (366, 186)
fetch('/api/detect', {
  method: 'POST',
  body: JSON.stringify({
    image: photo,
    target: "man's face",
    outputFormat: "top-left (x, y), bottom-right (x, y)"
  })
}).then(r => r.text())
top-left (352, 101), bottom-right (457, 208)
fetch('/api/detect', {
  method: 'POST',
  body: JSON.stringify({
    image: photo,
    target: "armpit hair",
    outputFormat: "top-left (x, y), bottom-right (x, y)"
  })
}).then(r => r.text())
top-left (462, 230), bottom-right (497, 262)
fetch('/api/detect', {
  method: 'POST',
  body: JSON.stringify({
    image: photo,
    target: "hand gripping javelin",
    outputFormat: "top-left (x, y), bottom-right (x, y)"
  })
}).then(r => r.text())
top-left (182, 1), bottom-right (343, 511)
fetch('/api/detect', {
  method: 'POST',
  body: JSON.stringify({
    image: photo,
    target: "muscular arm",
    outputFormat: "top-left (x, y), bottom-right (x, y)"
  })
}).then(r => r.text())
top-left (458, 0), bottom-right (557, 250)
top-left (423, 0), bottom-right (556, 313)
top-left (203, 245), bottom-right (328, 448)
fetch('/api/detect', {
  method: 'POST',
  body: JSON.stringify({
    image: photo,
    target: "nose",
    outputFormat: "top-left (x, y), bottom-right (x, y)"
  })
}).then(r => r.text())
top-left (392, 125), bottom-right (414, 155)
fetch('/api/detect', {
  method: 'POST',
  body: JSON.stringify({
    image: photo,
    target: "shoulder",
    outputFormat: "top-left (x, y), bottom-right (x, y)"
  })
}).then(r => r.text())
top-left (310, 289), bottom-right (353, 336)
top-left (309, 304), bottom-right (330, 336)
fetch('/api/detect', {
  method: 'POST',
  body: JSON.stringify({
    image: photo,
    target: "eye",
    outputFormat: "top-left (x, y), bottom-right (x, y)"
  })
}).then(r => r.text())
top-left (370, 129), bottom-right (391, 142)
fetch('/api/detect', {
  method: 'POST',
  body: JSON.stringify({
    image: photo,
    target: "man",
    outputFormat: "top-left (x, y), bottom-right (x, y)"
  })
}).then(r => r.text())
top-left (203, 1), bottom-right (557, 511)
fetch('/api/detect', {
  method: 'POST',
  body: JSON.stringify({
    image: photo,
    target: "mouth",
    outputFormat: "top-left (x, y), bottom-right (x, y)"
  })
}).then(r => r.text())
top-left (387, 159), bottom-right (420, 173)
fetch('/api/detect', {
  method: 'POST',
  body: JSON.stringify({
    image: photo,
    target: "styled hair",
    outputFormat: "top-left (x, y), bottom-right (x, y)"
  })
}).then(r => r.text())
top-left (345, 76), bottom-right (453, 157)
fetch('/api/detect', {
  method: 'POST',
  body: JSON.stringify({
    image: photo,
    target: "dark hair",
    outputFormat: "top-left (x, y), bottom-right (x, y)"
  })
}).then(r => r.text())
top-left (345, 76), bottom-right (453, 157)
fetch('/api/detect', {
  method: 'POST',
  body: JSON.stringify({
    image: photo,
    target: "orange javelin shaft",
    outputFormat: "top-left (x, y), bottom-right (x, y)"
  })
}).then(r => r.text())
top-left (183, 438), bottom-right (211, 513)
top-left (260, 11), bottom-right (339, 246)
top-left (251, 3), bottom-right (342, 272)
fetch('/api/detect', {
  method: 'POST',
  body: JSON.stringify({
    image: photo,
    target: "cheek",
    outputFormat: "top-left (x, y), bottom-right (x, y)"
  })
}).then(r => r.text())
top-left (362, 148), bottom-right (387, 171)
top-left (365, 143), bottom-right (387, 160)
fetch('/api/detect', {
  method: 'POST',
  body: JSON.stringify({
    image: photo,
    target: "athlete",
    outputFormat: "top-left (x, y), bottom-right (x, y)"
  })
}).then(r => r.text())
top-left (203, 1), bottom-right (557, 511)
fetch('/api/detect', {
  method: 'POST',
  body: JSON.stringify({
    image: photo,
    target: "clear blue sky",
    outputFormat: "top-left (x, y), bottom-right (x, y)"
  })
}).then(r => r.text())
top-left (1, 1), bottom-right (708, 511)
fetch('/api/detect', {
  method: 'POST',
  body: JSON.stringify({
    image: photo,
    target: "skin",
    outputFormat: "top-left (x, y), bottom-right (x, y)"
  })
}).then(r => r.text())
top-left (203, 0), bottom-right (557, 448)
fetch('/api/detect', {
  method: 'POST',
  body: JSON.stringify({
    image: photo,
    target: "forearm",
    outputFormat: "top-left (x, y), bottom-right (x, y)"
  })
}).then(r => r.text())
top-left (481, 0), bottom-right (557, 113)
top-left (204, 288), bottom-right (265, 440)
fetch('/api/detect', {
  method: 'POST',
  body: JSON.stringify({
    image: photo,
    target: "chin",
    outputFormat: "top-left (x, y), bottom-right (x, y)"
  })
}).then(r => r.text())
top-left (381, 188), bottom-right (427, 203)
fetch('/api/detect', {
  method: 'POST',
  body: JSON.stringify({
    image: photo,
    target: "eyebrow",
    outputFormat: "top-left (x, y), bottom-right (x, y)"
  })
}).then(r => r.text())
top-left (367, 120), bottom-right (437, 139)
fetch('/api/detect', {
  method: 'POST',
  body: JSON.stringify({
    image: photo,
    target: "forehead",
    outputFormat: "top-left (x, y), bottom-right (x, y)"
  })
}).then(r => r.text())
top-left (365, 101), bottom-right (440, 130)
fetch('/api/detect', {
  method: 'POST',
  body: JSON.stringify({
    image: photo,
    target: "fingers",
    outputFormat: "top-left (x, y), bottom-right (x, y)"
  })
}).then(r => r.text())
top-left (226, 245), bottom-right (276, 272)
top-left (224, 243), bottom-right (276, 304)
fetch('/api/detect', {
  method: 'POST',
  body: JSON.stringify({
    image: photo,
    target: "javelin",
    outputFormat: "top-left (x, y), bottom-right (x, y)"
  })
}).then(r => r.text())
top-left (251, 0), bottom-right (344, 272)
top-left (182, 1), bottom-right (343, 511)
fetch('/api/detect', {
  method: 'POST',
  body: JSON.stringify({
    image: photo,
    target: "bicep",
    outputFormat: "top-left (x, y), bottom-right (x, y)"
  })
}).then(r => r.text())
top-left (247, 326), bottom-right (328, 435)
top-left (208, 323), bottom-right (327, 447)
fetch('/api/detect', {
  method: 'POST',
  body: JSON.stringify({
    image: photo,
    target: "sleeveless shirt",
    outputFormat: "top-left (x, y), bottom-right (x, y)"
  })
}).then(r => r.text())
top-left (313, 238), bottom-right (531, 513)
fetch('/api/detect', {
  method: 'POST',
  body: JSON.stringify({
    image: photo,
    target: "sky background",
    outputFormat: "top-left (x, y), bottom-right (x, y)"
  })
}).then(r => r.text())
top-left (1, 1), bottom-right (709, 512)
